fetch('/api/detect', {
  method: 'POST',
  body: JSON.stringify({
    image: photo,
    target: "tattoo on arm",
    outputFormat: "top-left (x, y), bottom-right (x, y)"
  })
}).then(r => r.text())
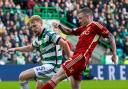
top-left (108, 33), bottom-right (116, 55)
top-left (108, 33), bottom-right (114, 42)
top-left (58, 25), bottom-right (72, 35)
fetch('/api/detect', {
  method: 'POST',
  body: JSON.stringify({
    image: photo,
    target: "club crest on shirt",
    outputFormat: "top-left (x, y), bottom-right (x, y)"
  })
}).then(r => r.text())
top-left (81, 27), bottom-right (91, 36)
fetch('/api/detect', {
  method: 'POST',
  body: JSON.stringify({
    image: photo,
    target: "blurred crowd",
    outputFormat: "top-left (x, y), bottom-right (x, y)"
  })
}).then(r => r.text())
top-left (0, 0), bottom-right (128, 65)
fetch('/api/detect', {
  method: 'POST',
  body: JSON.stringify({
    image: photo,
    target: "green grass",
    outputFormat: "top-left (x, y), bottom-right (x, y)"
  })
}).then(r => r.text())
top-left (0, 80), bottom-right (128, 89)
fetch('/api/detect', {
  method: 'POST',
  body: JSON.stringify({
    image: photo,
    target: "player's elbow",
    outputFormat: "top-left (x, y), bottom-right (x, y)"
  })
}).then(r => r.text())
top-left (58, 38), bottom-right (68, 48)
top-left (62, 41), bottom-right (69, 49)
top-left (108, 33), bottom-right (115, 42)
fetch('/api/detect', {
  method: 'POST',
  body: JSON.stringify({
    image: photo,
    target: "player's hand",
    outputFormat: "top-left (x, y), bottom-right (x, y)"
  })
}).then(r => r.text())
top-left (111, 54), bottom-right (117, 64)
top-left (0, 48), bottom-right (8, 53)
top-left (52, 21), bottom-right (60, 28)
top-left (8, 48), bottom-right (16, 52)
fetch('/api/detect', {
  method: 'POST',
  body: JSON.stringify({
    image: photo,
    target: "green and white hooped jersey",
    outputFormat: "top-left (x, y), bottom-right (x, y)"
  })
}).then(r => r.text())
top-left (32, 28), bottom-right (63, 68)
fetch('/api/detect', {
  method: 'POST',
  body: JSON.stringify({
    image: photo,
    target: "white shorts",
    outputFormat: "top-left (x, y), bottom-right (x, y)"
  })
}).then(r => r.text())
top-left (33, 64), bottom-right (58, 83)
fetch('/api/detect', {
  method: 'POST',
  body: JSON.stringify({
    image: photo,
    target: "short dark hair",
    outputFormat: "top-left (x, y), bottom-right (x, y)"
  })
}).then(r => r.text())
top-left (78, 7), bottom-right (93, 16)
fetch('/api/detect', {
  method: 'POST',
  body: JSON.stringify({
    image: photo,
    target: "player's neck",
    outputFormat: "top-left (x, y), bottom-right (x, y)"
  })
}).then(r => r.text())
top-left (87, 20), bottom-right (93, 26)
top-left (39, 27), bottom-right (44, 36)
top-left (82, 21), bottom-right (92, 27)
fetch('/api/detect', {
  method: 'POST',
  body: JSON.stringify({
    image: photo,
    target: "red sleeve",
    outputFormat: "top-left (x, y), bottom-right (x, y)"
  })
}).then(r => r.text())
top-left (93, 22), bottom-right (110, 38)
top-left (72, 27), bottom-right (83, 36)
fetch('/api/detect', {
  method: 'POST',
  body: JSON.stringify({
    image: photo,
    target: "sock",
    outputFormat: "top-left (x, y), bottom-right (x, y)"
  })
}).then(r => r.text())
top-left (40, 80), bottom-right (56, 89)
top-left (20, 81), bottom-right (29, 89)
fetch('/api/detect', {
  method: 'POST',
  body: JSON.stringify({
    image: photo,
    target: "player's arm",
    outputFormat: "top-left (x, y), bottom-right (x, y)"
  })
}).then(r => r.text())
top-left (107, 33), bottom-right (117, 63)
top-left (50, 31), bottom-right (72, 58)
top-left (94, 22), bottom-right (117, 63)
top-left (8, 44), bottom-right (34, 52)
top-left (58, 24), bottom-right (74, 35)
top-left (58, 38), bottom-right (72, 58)
top-left (52, 22), bottom-right (73, 35)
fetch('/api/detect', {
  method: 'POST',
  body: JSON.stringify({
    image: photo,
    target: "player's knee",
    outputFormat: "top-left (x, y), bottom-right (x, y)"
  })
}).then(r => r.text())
top-left (36, 84), bottom-right (41, 89)
top-left (19, 72), bottom-right (26, 81)
top-left (36, 85), bottom-right (40, 89)
top-left (52, 74), bottom-right (58, 80)
top-left (51, 74), bottom-right (59, 83)
top-left (36, 81), bottom-right (43, 89)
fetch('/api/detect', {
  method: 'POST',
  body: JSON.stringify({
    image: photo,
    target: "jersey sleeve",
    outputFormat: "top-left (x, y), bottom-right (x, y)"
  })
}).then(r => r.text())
top-left (48, 31), bottom-right (61, 44)
top-left (93, 22), bottom-right (110, 38)
top-left (72, 27), bottom-right (83, 36)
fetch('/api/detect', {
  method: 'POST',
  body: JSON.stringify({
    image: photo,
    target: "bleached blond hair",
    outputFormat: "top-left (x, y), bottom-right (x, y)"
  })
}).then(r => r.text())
top-left (29, 15), bottom-right (42, 24)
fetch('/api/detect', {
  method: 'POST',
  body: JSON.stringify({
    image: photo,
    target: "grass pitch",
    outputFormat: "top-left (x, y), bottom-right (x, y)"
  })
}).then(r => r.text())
top-left (0, 80), bottom-right (128, 89)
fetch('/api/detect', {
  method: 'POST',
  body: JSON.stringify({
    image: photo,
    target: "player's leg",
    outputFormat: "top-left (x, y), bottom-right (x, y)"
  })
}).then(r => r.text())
top-left (40, 66), bottom-right (67, 89)
top-left (39, 54), bottom-right (85, 89)
top-left (70, 76), bottom-right (81, 89)
top-left (69, 54), bottom-right (86, 89)
top-left (51, 67), bottom-right (67, 83)
top-left (19, 68), bottom-right (36, 89)
top-left (34, 64), bottom-right (56, 89)
top-left (40, 69), bottom-right (81, 89)
top-left (36, 80), bottom-right (44, 89)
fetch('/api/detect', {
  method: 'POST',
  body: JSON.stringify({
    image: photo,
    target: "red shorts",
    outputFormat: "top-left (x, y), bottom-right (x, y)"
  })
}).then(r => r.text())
top-left (62, 53), bottom-right (88, 80)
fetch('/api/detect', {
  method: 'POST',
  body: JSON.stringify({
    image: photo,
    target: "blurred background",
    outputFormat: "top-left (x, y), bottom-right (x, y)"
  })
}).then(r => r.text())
top-left (0, 0), bottom-right (128, 82)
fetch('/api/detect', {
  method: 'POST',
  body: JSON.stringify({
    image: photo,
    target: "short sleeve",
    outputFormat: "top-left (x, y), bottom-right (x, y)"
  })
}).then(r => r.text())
top-left (93, 22), bottom-right (110, 38)
top-left (48, 31), bottom-right (61, 44)
top-left (72, 27), bottom-right (84, 36)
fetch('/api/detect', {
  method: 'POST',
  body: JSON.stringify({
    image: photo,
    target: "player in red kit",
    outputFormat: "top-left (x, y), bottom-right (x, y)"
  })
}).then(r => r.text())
top-left (39, 7), bottom-right (117, 89)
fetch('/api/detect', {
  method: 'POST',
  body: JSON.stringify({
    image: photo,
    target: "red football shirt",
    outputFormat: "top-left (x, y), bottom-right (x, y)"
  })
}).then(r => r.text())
top-left (72, 21), bottom-right (110, 59)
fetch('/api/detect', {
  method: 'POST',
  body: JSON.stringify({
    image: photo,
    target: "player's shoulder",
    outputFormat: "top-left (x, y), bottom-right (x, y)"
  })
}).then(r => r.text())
top-left (45, 28), bottom-right (56, 36)
top-left (91, 21), bottom-right (104, 29)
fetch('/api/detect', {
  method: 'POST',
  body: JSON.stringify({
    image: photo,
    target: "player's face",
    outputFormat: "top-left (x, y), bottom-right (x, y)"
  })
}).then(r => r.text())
top-left (30, 20), bottom-right (42, 36)
top-left (77, 13), bottom-right (88, 26)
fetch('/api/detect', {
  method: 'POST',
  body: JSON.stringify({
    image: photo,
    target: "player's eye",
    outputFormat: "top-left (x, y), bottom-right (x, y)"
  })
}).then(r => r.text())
top-left (78, 17), bottom-right (82, 20)
top-left (30, 25), bottom-right (36, 29)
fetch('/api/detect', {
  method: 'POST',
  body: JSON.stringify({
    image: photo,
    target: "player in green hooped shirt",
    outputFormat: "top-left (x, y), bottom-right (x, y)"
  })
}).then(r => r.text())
top-left (7, 15), bottom-right (72, 89)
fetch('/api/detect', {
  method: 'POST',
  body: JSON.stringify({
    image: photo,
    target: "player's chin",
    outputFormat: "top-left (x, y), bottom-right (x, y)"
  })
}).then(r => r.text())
top-left (36, 32), bottom-right (41, 36)
top-left (33, 32), bottom-right (38, 36)
top-left (79, 23), bottom-right (84, 26)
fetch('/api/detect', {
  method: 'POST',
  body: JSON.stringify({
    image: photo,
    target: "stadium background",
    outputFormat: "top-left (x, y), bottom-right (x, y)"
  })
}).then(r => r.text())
top-left (0, 0), bottom-right (128, 89)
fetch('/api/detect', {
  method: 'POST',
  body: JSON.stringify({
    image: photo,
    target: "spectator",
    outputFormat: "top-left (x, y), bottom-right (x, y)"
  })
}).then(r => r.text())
top-left (4, 0), bottom-right (15, 9)
top-left (78, 0), bottom-right (86, 9)
top-left (67, 10), bottom-right (79, 27)
top-left (15, 52), bottom-right (26, 64)
top-left (0, 0), bottom-right (3, 8)
top-left (0, 19), bottom-right (6, 34)
top-left (59, 1), bottom-right (66, 17)
top-left (124, 36), bottom-right (128, 57)
top-left (65, 0), bottom-right (74, 11)
top-left (27, 0), bottom-right (36, 17)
